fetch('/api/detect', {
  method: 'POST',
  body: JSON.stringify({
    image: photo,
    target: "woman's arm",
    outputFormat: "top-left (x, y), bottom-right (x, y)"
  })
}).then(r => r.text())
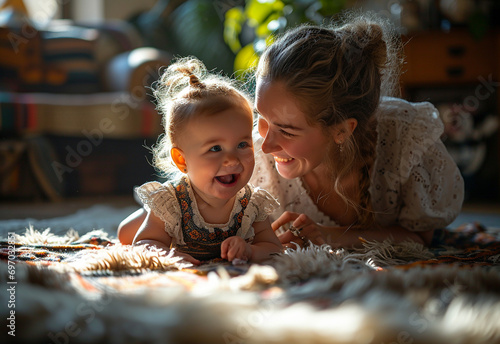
top-left (317, 224), bottom-right (431, 248)
top-left (273, 212), bottom-right (433, 249)
top-left (249, 218), bottom-right (283, 261)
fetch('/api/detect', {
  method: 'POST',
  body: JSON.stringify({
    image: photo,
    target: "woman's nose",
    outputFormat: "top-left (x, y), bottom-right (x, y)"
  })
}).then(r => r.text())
top-left (261, 131), bottom-right (279, 154)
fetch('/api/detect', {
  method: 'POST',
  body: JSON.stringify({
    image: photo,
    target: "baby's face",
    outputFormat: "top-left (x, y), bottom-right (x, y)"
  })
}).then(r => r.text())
top-left (177, 105), bottom-right (255, 201)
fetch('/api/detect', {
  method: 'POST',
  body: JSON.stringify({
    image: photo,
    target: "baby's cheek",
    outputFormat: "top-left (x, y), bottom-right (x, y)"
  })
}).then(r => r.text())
top-left (241, 151), bottom-right (255, 165)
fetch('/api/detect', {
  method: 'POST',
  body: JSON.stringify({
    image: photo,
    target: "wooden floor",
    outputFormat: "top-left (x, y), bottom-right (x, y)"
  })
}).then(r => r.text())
top-left (0, 195), bottom-right (137, 220)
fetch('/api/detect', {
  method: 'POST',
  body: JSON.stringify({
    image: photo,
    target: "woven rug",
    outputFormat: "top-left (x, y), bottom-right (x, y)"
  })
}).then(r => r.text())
top-left (1, 223), bottom-right (500, 344)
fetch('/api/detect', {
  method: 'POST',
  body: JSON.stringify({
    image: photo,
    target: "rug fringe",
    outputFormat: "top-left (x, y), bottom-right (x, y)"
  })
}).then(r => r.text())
top-left (64, 244), bottom-right (191, 273)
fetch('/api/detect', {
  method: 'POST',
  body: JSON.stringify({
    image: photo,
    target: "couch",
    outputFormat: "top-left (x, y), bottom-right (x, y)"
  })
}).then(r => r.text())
top-left (0, 19), bottom-right (171, 201)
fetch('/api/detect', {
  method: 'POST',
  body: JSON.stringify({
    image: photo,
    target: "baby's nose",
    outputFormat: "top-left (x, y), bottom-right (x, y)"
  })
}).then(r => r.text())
top-left (223, 154), bottom-right (239, 166)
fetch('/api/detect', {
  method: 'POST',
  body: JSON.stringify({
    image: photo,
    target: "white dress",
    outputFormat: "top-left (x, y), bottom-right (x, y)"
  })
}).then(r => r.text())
top-left (250, 97), bottom-right (464, 232)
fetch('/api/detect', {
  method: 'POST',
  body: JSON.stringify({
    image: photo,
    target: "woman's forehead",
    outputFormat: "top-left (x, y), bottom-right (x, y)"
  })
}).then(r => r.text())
top-left (255, 79), bottom-right (306, 123)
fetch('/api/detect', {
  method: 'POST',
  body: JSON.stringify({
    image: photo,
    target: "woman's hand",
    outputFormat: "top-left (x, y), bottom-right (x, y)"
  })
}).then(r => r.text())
top-left (272, 211), bottom-right (327, 249)
top-left (221, 236), bottom-right (252, 262)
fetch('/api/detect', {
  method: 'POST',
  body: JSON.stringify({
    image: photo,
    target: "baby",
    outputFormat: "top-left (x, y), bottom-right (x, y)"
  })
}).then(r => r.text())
top-left (117, 57), bottom-right (282, 265)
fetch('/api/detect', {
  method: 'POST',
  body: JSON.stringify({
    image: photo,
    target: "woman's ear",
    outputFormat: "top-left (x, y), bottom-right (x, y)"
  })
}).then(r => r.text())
top-left (171, 147), bottom-right (187, 173)
top-left (333, 118), bottom-right (358, 144)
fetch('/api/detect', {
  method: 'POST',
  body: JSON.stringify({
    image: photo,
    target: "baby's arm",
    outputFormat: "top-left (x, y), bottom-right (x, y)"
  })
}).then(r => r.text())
top-left (133, 210), bottom-right (172, 249)
top-left (133, 211), bottom-right (200, 265)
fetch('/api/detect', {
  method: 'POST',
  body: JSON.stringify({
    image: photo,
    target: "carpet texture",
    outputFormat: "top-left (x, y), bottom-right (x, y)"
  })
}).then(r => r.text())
top-left (1, 223), bottom-right (500, 344)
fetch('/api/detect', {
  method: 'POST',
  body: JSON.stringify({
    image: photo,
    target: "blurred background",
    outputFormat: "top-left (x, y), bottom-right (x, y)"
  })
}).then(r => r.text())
top-left (0, 0), bottom-right (499, 216)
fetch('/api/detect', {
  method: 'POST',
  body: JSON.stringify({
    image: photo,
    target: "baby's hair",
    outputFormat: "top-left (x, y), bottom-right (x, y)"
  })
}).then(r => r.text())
top-left (256, 11), bottom-right (403, 227)
top-left (152, 57), bottom-right (253, 175)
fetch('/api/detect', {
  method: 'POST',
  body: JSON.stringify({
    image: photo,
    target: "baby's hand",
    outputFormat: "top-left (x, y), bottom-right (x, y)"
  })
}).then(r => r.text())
top-left (220, 236), bottom-right (252, 262)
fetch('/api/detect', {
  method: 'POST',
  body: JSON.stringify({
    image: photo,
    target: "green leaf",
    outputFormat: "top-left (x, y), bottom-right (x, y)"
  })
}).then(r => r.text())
top-left (224, 7), bottom-right (245, 53)
top-left (245, 0), bottom-right (284, 27)
top-left (234, 43), bottom-right (259, 79)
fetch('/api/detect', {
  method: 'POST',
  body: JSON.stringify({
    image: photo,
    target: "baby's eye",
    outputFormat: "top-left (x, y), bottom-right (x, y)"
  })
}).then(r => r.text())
top-left (238, 141), bottom-right (250, 149)
top-left (209, 145), bottom-right (222, 152)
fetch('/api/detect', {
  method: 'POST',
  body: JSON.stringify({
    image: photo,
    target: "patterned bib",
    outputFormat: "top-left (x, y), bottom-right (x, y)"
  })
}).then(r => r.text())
top-left (171, 177), bottom-right (251, 261)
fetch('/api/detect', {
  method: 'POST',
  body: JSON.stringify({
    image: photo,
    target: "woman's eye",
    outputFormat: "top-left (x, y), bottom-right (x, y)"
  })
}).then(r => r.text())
top-left (279, 129), bottom-right (295, 137)
top-left (238, 141), bottom-right (250, 149)
top-left (209, 145), bottom-right (222, 152)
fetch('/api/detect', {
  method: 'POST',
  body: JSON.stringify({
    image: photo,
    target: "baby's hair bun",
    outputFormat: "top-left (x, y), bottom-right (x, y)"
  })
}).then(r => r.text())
top-left (176, 60), bottom-right (206, 89)
top-left (188, 73), bottom-right (205, 89)
top-left (174, 59), bottom-right (206, 88)
top-left (155, 57), bottom-right (209, 102)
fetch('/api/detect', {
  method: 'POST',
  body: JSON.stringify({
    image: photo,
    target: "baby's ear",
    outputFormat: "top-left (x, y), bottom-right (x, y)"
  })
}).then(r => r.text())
top-left (171, 147), bottom-right (187, 173)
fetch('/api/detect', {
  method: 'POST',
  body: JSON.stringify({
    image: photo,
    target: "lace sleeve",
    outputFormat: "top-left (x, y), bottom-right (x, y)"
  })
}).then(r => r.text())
top-left (135, 181), bottom-right (185, 245)
top-left (371, 97), bottom-right (464, 232)
top-left (236, 185), bottom-right (280, 241)
top-left (251, 187), bottom-right (280, 222)
top-left (399, 140), bottom-right (464, 231)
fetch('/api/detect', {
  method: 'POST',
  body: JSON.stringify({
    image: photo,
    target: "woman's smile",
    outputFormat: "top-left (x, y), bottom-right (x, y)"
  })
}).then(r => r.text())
top-left (274, 156), bottom-right (294, 163)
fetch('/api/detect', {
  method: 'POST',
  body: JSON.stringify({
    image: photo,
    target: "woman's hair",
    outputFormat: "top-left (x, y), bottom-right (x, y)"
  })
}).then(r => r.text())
top-left (255, 11), bottom-right (403, 227)
top-left (152, 57), bottom-right (253, 175)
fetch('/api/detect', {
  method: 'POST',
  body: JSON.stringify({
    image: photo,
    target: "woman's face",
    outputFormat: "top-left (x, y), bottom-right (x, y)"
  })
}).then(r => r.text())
top-left (255, 78), bottom-right (332, 179)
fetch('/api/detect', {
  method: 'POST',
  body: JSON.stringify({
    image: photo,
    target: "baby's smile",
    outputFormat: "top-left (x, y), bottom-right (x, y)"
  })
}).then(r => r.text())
top-left (215, 174), bottom-right (239, 186)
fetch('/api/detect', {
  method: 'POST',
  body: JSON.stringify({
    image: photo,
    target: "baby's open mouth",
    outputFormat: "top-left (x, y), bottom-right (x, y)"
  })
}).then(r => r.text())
top-left (215, 174), bottom-right (238, 185)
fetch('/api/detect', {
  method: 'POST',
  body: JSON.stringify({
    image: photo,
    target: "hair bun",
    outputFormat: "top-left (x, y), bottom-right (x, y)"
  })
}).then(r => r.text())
top-left (360, 23), bottom-right (387, 69)
top-left (188, 73), bottom-right (205, 89)
top-left (176, 60), bottom-right (206, 89)
top-left (336, 11), bottom-right (402, 97)
top-left (342, 21), bottom-right (387, 69)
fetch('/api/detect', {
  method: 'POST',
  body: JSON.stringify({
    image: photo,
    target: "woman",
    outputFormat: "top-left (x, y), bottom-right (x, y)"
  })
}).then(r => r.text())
top-left (251, 12), bottom-right (464, 248)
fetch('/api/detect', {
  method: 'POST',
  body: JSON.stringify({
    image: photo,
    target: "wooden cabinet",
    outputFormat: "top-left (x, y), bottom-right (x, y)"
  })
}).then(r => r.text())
top-left (401, 29), bottom-right (498, 87)
top-left (401, 29), bottom-right (500, 201)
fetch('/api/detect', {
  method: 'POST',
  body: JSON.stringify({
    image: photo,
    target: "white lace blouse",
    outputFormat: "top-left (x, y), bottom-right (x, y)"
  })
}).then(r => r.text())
top-left (250, 97), bottom-right (464, 232)
top-left (135, 176), bottom-right (279, 246)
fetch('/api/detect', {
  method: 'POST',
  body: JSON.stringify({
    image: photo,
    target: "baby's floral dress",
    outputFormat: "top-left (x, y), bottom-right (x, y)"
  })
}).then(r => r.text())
top-left (136, 175), bottom-right (279, 261)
